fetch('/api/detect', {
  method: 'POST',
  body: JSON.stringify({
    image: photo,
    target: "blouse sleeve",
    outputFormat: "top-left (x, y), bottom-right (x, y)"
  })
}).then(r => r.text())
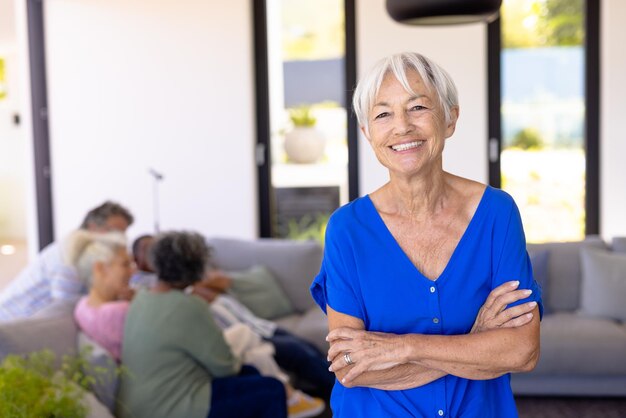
top-left (310, 215), bottom-right (365, 321)
top-left (491, 198), bottom-right (544, 319)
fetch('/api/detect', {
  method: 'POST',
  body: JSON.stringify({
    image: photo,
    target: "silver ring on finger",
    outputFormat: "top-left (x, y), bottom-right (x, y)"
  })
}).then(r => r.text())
top-left (344, 352), bottom-right (354, 366)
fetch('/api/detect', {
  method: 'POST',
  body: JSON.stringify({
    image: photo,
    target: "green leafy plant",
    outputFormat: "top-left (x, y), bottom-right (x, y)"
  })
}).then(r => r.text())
top-left (0, 347), bottom-right (123, 418)
top-left (284, 213), bottom-right (329, 245)
top-left (288, 106), bottom-right (317, 127)
top-left (509, 128), bottom-right (545, 150)
top-left (0, 350), bottom-right (88, 418)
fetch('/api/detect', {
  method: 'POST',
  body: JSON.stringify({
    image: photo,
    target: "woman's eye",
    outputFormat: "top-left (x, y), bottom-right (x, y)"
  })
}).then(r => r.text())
top-left (374, 112), bottom-right (389, 120)
top-left (410, 105), bottom-right (426, 111)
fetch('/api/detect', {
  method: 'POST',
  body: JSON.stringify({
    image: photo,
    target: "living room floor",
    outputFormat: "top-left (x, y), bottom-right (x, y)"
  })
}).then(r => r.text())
top-left (516, 396), bottom-right (626, 418)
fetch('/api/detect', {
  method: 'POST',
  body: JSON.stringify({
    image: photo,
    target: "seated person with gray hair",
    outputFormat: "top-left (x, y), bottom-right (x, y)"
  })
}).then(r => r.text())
top-left (72, 231), bottom-right (324, 418)
top-left (118, 231), bottom-right (289, 418)
top-left (131, 234), bottom-right (335, 399)
top-left (0, 201), bottom-right (134, 321)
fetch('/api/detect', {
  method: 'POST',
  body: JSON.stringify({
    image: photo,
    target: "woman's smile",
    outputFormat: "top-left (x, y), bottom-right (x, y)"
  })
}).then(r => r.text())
top-left (390, 140), bottom-right (426, 152)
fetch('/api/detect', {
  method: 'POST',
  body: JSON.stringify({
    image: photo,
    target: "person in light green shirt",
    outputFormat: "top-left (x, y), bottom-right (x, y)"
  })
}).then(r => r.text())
top-left (117, 231), bottom-right (287, 418)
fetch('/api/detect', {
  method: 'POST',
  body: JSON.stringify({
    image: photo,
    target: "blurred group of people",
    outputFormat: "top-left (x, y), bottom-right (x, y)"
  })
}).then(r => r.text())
top-left (0, 201), bottom-right (331, 418)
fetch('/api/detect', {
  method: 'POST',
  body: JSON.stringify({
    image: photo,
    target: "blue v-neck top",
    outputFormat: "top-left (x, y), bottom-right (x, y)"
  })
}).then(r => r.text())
top-left (311, 186), bottom-right (543, 418)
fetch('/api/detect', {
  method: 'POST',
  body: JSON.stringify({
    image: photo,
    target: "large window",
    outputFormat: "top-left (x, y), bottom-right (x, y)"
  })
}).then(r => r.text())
top-left (254, 0), bottom-right (357, 241)
top-left (489, 0), bottom-right (599, 243)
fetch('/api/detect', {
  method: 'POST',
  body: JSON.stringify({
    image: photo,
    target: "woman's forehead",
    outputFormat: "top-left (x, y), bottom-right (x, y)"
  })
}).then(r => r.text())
top-left (376, 70), bottom-right (433, 100)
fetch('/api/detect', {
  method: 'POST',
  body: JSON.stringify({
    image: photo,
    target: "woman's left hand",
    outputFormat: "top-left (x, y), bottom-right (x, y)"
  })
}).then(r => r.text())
top-left (326, 327), bottom-right (407, 382)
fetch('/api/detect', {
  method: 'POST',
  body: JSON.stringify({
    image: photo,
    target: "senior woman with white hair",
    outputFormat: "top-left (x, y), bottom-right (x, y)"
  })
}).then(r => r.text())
top-left (311, 52), bottom-right (543, 417)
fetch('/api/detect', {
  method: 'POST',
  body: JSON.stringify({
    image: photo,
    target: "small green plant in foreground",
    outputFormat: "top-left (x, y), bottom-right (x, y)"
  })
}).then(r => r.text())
top-left (0, 348), bottom-right (117, 418)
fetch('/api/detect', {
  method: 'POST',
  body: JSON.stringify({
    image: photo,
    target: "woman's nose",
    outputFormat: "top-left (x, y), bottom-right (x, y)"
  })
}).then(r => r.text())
top-left (392, 111), bottom-right (414, 135)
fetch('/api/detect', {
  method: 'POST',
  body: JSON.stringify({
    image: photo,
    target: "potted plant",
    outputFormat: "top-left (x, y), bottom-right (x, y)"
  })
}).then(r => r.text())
top-left (0, 349), bottom-right (116, 418)
top-left (284, 106), bottom-right (326, 164)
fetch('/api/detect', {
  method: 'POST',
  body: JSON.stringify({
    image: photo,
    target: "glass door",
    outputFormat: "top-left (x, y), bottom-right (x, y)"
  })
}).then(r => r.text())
top-left (492, 0), bottom-right (596, 243)
top-left (256, 0), bottom-right (357, 242)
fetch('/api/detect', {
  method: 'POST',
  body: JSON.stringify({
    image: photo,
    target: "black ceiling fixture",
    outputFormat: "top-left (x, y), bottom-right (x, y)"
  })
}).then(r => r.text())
top-left (386, 0), bottom-right (502, 25)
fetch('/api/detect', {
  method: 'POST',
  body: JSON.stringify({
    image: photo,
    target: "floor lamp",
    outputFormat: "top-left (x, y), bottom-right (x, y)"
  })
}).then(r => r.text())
top-left (148, 168), bottom-right (164, 233)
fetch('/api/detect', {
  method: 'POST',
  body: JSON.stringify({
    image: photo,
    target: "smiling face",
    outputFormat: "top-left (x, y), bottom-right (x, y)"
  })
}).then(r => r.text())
top-left (97, 248), bottom-right (134, 298)
top-left (363, 70), bottom-right (459, 179)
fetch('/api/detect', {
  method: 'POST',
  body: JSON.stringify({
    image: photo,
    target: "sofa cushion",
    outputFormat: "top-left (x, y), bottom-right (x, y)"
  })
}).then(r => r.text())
top-left (612, 237), bottom-right (626, 253)
top-left (291, 308), bottom-right (330, 353)
top-left (227, 265), bottom-right (295, 320)
top-left (273, 312), bottom-right (302, 334)
top-left (84, 390), bottom-right (115, 418)
top-left (528, 249), bottom-right (550, 314)
top-left (527, 236), bottom-right (605, 311)
top-left (579, 247), bottom-right (626, 322)
top-left (273, 308), bottom-right (329, 354)
top-left (78, 332), bottom-right (119, 413)
top-left (533, 313), bottom-right (626, 375)
top-left (31, 300), bottom-right (77, 319)
top-left (207, 238), bottom-right (323, 313)
top-left (0, 314), bottom-right (77, 364)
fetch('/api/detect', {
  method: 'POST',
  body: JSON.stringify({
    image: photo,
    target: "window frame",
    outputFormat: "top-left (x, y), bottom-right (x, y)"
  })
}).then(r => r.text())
top-left (252, 0), bottom-right (359, 238)
top-left (27, 0), bottom-right (55, 249)
top-left (487, 0), bottom-right (601, 236)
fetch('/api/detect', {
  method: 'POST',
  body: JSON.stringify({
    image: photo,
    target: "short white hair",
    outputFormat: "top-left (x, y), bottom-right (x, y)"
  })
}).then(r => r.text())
top-left (353, 52), bottom-right (459, 129)
top-left (64, 230), bottom-right (127, 289)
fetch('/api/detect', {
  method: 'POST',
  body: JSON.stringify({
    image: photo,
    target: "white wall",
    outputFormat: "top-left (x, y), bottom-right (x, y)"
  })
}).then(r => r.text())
top-left (356, 0), bottom-right (626, 240)
top-left (0, 0), bottom-right (25, 239)
top-left (601, 0), bottom-right (626, 239)
top-left (44, 0), bottom-right (257, 242)
top-left (0, 0), bottom-right (16, 44)
top-left (0, 0), bottom-right (37, 254)
top-left (355, 0), bottom-right (488, 195)
top-left (40, 0), bottom-right (626, 242)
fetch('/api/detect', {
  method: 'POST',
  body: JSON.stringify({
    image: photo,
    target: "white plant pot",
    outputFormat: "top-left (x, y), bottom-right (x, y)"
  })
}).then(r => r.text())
top-left (284, 127), bottom-right (326, 164)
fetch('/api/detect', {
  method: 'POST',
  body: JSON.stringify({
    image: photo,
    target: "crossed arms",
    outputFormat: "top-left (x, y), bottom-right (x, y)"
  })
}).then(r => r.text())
top-left (326, 281), bottom-right (540, 390)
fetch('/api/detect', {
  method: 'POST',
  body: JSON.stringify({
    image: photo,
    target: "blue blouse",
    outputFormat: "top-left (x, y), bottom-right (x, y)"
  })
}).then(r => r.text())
top-left (311, 186), bottom-right (543, 418)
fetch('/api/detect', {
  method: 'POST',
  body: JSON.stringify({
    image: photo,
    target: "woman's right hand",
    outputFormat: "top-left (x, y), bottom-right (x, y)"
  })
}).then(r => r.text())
top-left (202, 270), bottom-right (233, 293)
top-left (471, 281), bottom-right (537, 333)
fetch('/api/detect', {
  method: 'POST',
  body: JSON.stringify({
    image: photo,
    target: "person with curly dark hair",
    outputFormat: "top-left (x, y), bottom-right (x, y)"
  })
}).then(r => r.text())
top-left (129, 233), bottom-right (332, 413)
top-left (117, 231), bottom-right (288, 418)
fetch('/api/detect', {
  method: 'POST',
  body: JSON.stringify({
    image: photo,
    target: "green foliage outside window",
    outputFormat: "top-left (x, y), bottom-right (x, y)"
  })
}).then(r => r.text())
top-left (285, 213), bottom-right (329, 245)
top-left (509, 128), bottom-right (545, 150)
top-left (0, 59), bottom-right (7, 100)
top-left (502, 0), bottom-right (583, 48)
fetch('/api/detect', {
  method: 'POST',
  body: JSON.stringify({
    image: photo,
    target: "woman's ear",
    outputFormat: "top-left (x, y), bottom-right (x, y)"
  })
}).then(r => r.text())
top-left (92, 260), bottom-right (106, 279)
top-left (360, 125), bottom-right (371, 141)
top-left (445, 106), bottom-right (460, 139)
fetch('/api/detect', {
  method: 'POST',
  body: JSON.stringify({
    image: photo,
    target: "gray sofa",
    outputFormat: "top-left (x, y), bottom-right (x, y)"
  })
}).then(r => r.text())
top-left (0, 237), bottom-right (330, 416)
top-left (210, 236), bottom-right (626, 397)
top-left (205, 237), bottom-right (328, 353)
top-left (511, 236), bottom-right (626, 396)
top-left (1, 235), bottom-right (625, 407)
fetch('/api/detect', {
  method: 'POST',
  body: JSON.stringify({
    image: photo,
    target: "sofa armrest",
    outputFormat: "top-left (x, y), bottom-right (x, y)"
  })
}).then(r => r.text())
top-left (0, 314), bottom-right (78, 364)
